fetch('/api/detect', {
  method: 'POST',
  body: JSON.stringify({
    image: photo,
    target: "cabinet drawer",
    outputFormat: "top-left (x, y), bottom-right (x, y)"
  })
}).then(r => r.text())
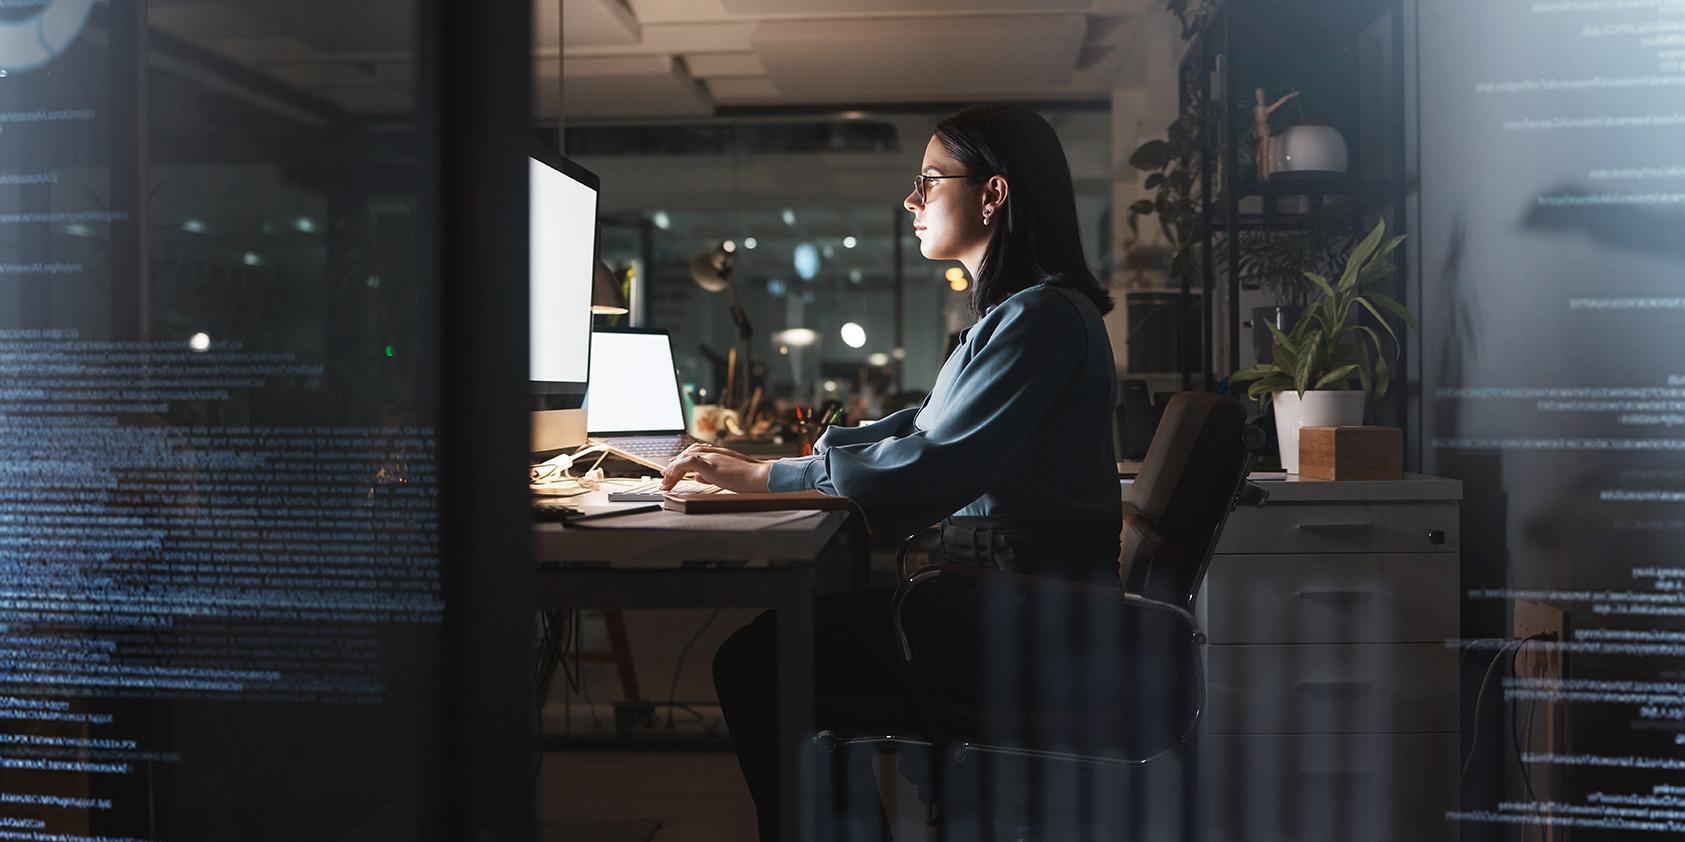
top-left (1216, 502), bottom-right (1459, 555)
top-left (1201, 732), bottom-right (1459, 842)
top-left (1205, 643), bottom-right (1457, 735)
top-left (1200, 553), bottom-right (1459, 644)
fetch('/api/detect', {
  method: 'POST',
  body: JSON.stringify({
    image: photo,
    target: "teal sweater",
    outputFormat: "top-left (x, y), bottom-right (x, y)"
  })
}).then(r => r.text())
top-left (768, 283), bottom-right (1121, 539)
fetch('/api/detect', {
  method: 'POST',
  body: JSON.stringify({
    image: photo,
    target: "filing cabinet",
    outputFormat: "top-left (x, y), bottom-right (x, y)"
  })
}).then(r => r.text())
top-left (1196, 474), bottom-right (1462, 842)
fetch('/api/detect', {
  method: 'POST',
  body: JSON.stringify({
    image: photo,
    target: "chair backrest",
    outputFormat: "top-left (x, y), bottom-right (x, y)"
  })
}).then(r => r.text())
top-left (1119, 392), bottom-right (1256, 610)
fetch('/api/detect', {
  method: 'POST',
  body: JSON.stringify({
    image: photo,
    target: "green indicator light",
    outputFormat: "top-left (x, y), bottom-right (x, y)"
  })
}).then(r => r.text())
top-left (385, 346), bottom-right (394, 357)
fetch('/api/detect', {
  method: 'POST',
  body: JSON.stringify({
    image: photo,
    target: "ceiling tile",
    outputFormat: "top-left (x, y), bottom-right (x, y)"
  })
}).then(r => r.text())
top-left (706, 77), bottom-right (780, 100)
top-left (627, 0), bottom-right (737, 25)
top-left (559, 0), bottom-right (641, 48)
top-left (723, 0), bottom-right (1094, 12)
top-left (750, 15), bottom-right (1086, 101)
top-left (558, 56), bottom-right (714, 119)
top-left (685, 53), bottom-right (767, 77)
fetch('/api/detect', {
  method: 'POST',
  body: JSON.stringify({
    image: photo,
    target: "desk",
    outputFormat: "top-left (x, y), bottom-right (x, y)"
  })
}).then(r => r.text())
top-left (534, 490), bottom-right (849, 842)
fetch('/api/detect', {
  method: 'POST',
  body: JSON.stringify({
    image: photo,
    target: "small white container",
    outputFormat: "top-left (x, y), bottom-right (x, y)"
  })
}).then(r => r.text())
top-left (1270, 120), bottom-right (1349, 180)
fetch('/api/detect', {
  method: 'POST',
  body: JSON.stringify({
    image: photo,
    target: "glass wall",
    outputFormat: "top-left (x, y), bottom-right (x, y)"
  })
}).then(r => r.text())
top-left (565, 108), bottom-right (1113, 423)
top-left (0, 2), bottom-right (516, 837)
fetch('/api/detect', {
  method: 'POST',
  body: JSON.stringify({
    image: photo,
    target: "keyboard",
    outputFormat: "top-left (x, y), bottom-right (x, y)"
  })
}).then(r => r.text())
top-left (590, 434), bottom-right (702, 468)
top-left (606, 479), bottom-right (721, 503)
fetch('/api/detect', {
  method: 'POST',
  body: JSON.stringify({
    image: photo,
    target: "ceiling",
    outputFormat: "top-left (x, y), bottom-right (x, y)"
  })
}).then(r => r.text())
top-left (147, 0), bottom-right (1182, 124)
top-left (546, 0), bottom-right (1179, 121)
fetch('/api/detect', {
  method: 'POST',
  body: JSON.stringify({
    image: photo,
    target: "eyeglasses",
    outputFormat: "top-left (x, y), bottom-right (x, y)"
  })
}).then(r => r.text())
top-left (911, 173), bottom-right (975, 204)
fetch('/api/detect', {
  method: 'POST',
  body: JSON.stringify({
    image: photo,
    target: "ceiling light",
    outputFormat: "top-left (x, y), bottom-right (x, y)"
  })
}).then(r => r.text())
top-left (293, 216), bottom-right (316, 233)
top-left (773, 328), bottom-right (819, 347)
top-left (181, 219), bottom-right (206, 233)
top-left (744, 237), bottom-right (758, 249)
top-left (867, 352), bottom-right (889, 366)
top-left (781, 209), bottom-right (796, 226)
top-left (652, 210), bottom-right (671, 230)
top-left (793, 242), bottom-right (820, 280)
top-left (843, 236), bottom-right (857, 248)
top-left (946, 266), bottom-right (969, 292)
top-left (840, 322), bottom-right (866, 348)
top-left (189, 332), bottom-right (211, 352)
top-left (243, 252), bottom-right (264, 267)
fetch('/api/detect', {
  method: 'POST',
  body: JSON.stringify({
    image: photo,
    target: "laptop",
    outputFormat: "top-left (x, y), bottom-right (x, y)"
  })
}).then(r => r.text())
top-left (585, 328), bottom-right (703, 470)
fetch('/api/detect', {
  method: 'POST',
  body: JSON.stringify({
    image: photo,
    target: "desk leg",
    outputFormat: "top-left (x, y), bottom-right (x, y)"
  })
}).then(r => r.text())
top-left (774, 564), bottom-right (816, 842)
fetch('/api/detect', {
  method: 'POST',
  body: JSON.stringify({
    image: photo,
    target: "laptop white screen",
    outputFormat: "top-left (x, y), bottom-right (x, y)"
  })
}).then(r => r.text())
top-left (585, 331), bottom-right (688, 435)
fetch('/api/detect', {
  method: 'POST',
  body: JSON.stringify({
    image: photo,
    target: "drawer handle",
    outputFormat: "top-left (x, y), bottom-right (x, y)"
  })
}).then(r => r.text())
top-left (1296, 680), bottom-right (1374, 691)
top-left (1295, 523), bottom-right (1373, 533)
top-left (1294, 589), bottom-right (1375, 600)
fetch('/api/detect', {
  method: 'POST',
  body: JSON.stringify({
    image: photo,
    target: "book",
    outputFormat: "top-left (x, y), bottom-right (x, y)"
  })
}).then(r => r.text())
top-left (659, 489), bottom-right (851, 514)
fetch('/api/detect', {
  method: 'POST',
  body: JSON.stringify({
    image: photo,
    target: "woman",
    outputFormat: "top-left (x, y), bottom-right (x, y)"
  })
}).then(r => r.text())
top-left (664, 104), bottom-right (1121, 840)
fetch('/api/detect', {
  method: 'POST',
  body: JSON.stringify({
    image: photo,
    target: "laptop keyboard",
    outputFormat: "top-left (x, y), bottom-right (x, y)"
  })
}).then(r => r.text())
top-left (597, 434), bottom-right (701, 465)
top-left (606, 479), bottom-right (721, 503)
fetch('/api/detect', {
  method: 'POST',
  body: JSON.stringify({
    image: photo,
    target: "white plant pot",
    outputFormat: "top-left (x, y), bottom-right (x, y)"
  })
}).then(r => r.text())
top-left (1273, 389), bottom-right (1366, 473)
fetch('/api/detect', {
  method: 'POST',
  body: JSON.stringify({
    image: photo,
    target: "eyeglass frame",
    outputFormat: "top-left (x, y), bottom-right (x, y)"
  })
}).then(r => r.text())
top-left (911, 172), bottom-right (982, 204)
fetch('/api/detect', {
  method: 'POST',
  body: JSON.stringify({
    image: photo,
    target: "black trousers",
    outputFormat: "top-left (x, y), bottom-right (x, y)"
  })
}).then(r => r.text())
top-left (713, 582), bottom-right (976, 842)
top-left (712, 518), bottom-right (1120, 841)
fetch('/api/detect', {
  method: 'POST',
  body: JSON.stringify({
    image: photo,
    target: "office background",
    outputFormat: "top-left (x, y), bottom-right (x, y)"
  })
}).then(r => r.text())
top-left (0, 0), bottom-right (1680, 840)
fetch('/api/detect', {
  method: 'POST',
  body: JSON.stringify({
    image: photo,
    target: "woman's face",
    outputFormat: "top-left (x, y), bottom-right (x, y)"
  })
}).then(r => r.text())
top-left (905, 134), bottom-right (991, 273)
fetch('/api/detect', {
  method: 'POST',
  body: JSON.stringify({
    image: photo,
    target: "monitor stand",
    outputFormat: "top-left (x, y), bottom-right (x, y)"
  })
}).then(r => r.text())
top-left (532, 407), bottom-right (587, 455)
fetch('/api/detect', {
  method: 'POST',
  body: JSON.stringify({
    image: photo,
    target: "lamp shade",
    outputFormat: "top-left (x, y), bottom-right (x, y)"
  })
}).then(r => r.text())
top-left (590, 260), bottom-right (628, 314)
top-left (689, 241), bottom-right (736, 293)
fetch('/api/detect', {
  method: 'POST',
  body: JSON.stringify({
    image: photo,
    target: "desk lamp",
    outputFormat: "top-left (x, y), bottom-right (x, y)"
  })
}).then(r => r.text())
top-left (689, 240), bottom-right (757, 417)
top-left (591, 260), bottom-right (628, 315)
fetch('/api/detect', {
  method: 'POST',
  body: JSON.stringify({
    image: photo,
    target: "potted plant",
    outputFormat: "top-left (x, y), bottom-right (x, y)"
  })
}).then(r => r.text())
top-left (1228, 218), bottom-right (1417, 472)
top-left (1238, 209), bottom-right (1356, 364)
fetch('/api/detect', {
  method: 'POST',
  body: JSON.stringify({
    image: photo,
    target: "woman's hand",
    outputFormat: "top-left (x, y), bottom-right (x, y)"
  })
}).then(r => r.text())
top-left (661, 444), bottom-right (772, 493)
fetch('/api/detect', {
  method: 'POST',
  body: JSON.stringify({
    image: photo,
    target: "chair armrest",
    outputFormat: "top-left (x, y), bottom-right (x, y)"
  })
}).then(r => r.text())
top-left (891, 563), bottom-right (945, 661)
top-left (895, 525), bottom-right (943, 582)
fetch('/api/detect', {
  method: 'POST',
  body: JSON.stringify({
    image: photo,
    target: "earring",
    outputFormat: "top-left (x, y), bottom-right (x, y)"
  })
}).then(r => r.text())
top-left (983, 211), bottom-right (991, 226)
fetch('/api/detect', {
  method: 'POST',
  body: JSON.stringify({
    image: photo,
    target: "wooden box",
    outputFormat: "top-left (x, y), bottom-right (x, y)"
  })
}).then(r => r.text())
top-left (1299, 426), bottom-right (1403, 481)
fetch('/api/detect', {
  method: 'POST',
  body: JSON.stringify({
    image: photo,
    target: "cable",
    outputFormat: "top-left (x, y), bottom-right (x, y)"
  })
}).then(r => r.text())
top-left (1463, 638), bottom-right (1525, 777)
top-left (666, 609), bottom-right (721, 729)
top-left (1510, 632), bottom-right (1557, 842)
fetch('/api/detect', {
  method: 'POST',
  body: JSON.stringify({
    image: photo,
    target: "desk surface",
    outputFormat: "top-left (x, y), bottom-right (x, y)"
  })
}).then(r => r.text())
top-left (534, 488), bottom-right (848, 565)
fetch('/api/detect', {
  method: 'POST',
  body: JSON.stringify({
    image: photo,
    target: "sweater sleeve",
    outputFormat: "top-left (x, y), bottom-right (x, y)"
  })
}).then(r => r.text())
top-left (765, 406), bottom-right (919, 494)
top-left (771, 289), bottom-right (1087, 537)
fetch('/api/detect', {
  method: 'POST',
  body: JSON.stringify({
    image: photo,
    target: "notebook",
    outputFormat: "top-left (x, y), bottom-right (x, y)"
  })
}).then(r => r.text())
top-left (585, 328), bottom-right (702, 470)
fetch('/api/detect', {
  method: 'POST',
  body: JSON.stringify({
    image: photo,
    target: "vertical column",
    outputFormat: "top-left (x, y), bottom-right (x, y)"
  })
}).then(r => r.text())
top-left (106, 0), bottom-right (149, 342)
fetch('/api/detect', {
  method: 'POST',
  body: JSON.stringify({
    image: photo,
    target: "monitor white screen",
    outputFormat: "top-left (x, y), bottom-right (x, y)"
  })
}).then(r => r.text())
top-left (529, 154), bottom-right (597, 385)
top-left (585, 331), bottom-right (687, 434)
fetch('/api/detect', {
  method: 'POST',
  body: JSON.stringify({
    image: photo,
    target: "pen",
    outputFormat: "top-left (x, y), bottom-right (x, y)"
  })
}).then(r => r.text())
top-left (563, 503), bottom-right (662, 524)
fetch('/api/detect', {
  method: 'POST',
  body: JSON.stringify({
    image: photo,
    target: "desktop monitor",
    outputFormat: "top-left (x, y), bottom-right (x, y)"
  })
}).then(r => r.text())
top-left (529, 145), bottom-right (600, 453)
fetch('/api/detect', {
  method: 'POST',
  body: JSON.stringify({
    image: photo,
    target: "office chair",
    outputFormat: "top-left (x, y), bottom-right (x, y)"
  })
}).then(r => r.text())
top-left (818, 392), bottom-right (1267, 841)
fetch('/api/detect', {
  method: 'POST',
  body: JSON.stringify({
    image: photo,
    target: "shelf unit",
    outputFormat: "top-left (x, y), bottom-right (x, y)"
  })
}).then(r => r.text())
top-left (1172, 0), bottom-right (1410, 427)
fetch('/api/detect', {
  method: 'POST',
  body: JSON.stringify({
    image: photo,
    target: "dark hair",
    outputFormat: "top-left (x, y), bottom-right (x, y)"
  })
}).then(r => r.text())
top-left (934, 104), bottom-right (1114, 316)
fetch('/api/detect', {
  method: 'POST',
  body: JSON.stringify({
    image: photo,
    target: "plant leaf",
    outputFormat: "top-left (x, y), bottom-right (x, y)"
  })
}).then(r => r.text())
top-left (1128, 139), bottom-right (1170, 171)
top-left (1305, 271), bottom-right (1335, 298)
top-left (1272, 342), bottom-right (1299, 375)
top-left (1315, 364), bottom-right (1358, 389)
top-left (1264, 319), bottom-right (1296, 351)
top-left (1372, 352), bottom-right (1391, 401)
top-left (1293, 329), bottom-right (1323, 395)
top-left (1144, 173), bottom-right (1165, 189)
top-left (1355, 296), bottom-right (1400, 345)
top-left (1339, 220), bottom-right (1387, 290)
top-left (1355, 341), bottom-right (1375, 402)
top-left (1366, 291), bottom-right (1420, 331)
top-left (1129, 199), bottom-right (1156, 217)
